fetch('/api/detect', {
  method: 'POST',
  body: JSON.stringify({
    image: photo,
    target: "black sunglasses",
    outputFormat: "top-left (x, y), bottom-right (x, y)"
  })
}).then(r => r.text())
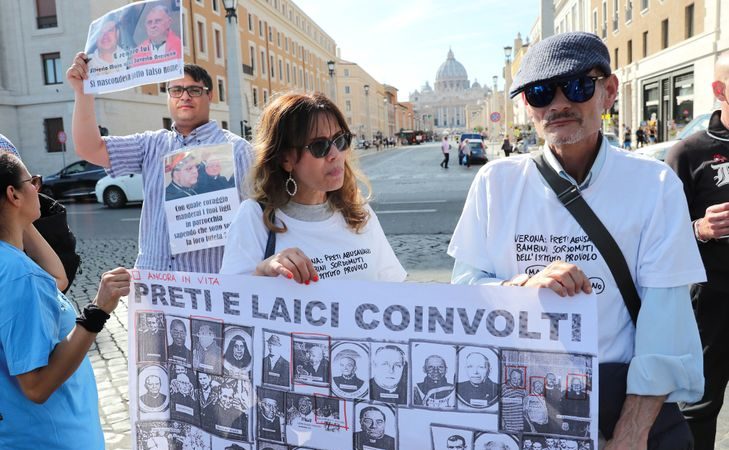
top-left (303, 133), bottom-right (351, 158)
top-left (167, 85), bottom-right (209, 98)
top-left (524, 75), bottom-right (605, 108)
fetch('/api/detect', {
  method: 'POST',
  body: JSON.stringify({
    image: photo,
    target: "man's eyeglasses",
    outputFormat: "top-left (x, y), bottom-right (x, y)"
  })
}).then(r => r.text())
top-left (167, 86), bottom-right (209, 98)
top-left (20, 175), bottom-right (42, 191)
top-left (303, 132), bottom-right (351, 158)
top-left (524, 75), bottom-right (605, 108)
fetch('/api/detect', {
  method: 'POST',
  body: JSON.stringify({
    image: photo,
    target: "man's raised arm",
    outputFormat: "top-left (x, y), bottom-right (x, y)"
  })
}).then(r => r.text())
top-left (66, 52), bottom-right (110, 168)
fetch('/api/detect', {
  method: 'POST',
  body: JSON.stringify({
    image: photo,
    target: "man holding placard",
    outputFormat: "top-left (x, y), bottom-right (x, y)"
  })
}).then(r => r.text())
top-left (67, 56), bottom-right (253, 273)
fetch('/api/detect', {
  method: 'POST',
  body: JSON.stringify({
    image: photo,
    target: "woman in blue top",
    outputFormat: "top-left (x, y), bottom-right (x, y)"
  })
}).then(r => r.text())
top-left (0, 152), bottom-right (130, 449)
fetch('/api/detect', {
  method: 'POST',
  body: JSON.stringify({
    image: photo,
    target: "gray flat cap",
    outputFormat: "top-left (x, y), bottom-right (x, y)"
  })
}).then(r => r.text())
top-left (509, 32), bottom-right (611, 98)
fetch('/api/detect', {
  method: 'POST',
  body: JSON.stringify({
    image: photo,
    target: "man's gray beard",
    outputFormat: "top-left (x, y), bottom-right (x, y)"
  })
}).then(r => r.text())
top-left (544, 128), bottom-right (586, 146)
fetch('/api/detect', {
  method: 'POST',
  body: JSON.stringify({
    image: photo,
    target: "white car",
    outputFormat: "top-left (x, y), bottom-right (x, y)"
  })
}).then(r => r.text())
top-left (635, 113), bottom-right (712, 161)
top-left (95, 173), bottom-right (144, 208)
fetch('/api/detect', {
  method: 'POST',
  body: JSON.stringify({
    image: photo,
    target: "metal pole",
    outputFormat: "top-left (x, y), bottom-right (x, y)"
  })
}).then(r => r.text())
top-left (225, 4), bottom-right (246, 137)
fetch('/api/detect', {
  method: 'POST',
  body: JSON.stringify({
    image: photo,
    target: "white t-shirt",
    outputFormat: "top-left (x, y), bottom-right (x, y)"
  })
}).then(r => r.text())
top-left (221, 199), bottom-right (406, 282)
top-left (448, 146), bottom-right (706, 363)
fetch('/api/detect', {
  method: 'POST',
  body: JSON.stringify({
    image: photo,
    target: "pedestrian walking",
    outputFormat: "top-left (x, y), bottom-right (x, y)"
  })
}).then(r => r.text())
top-left (636, 127), bottom-right (646, 148)
top-left (0, 152), bottom-right (131, 449)
top-left (501, 137), bottom-right (513, 157)
top-left (66, 55), bottom-right (254, 273)
top-left (441, 136), bottom-right (451, 168)
top-left (449, 31), bottom-right (703, 449)
top-left (667, 50), bottom-right (729, 450)
top-left (220, 92), bottom-right (406, 284)
top-left (623, 125), bottom-right (632, 149)
top-left (463, 139), bottom-right (472, 168)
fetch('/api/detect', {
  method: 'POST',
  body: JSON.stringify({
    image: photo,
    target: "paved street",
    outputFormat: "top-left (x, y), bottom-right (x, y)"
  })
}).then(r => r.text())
top-left (62, 143), bottom-right (729, 449)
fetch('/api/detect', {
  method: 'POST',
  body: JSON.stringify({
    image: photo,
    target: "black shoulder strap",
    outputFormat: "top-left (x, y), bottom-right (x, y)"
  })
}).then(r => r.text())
top-left (531, 152), bottom-right (641, 325)
top-left (257, 202), bottom-right (276, 260)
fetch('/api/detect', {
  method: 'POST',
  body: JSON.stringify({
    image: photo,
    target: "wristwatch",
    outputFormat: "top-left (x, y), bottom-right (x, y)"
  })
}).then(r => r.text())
top-left (502, 273), bottom-right (530, 287)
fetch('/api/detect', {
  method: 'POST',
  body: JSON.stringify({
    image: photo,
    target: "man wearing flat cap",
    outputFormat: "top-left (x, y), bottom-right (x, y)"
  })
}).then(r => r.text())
top-left (449, 31), bottom-right (704, 448)
top-left (262, 333), bottom-right (290, 387)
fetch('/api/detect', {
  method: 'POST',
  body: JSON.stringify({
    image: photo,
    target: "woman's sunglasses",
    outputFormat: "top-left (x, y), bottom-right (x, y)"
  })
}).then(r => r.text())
top-left (303, 132), bottom-right (352, 158)
top-left (524, 75), bottom-right (605, 108)
top-left (20, 175), bottom-right (43, 191)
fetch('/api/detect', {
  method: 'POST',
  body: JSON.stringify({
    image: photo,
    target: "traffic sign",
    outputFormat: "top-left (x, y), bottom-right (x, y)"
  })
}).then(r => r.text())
top-left (57, 131), bottom-right (67, 144)
top-left (490, 112), bottom-right (501, 123)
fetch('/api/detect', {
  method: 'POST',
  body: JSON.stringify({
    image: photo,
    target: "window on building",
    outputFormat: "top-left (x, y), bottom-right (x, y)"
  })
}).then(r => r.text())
top-left (626, 0), bottom-right (633, 22)
top-left (42, 52), bottom-right (62, 85)
top-left (344, 69), bottom-right (350, 77)
top-left (214, 29), bottom-right (222, 59)
top-left (218, 79), bottom-right (225, 102)
top-left (163, 118), bottom-right (172, 130)
top-left (593, 10), bottom-right (598, 33)
top-left (345, 100), bottom-right (351, 112)
top-left (661, 19), bottom-right (669, 49)
top-left (614, 48), bottom-right (619, 69)
top-left (196, 21), bottom-right (207, 54)
top-left (612, 0), bottom-right (619, 31)
top-left (270, 55), bottom-right (275, 78)
top-left (261, 50), bottom-right (266, 74)
top-left (286, 62), bottom-right (290, 83)
top-left (627, 40), bottom-right (633, 64)
top-left (221, 120), bottom-right (228, 130)
top-left (642, 30), bottom-right (648, 56)
top-left (159, 83), bottom-right (167, 93)
top-left (35, 0), bottom-right (57, 29)
top-left (43, 118), bottom-right (64, 152)
top-left (258, 20), bottom-right (263, 37)
top-left (641, 0), bottom-right (648, 10)
top-left (277, 32), bottom-right (281, 47)
top-left (685, 4), bottom-right (694, 38)
top-left (253, 88), bottom-right (258, 107)
top-left (250, 45), bottom-right (255, 71)
top-left (268, 25), bottom-right (273, 42)
top-left (601, 1), bottom-right (608, 38)
top-left (344, 86), bottom-right (350, 94)
top-left (263, 90), bottom-right (268, 104)
top-left (278, 59), bottom-right (283, 80)
top-left (248, 14), bottom-right (253, 31)
top-left (212, 0), bottom-right (219, 12)
top-left (293, 65), bottom-right (297, 85)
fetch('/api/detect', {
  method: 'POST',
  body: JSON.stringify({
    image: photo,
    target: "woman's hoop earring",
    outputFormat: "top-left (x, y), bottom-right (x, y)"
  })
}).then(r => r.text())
top-left (285, 172), bottom-right (298, 197)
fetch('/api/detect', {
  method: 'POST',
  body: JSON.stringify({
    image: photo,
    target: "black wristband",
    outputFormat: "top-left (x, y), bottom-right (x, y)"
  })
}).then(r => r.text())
top-left (76, 304), bottom-right (111, 333)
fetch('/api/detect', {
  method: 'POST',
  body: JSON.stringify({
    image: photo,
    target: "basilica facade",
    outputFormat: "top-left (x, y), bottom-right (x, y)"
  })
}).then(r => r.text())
top-left (409, 49), bottom-right (491, 135)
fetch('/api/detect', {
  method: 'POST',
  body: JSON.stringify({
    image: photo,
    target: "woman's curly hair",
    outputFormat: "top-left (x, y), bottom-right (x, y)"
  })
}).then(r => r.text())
top-left (246, 92), bottom-right (371, 233)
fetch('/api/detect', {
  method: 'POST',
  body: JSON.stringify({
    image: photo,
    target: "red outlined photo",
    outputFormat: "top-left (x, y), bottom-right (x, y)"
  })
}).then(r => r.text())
top-left (529, 376), bottom-right (546, 397)
top-left (503, 365), bottom-right (527, 390)
top-left (564, 372), bottom-right (589, 400)
top-left (314, 393), bottom-right (349, 431)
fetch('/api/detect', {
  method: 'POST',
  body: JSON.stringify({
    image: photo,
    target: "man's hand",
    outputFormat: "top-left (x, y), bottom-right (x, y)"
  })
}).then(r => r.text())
top-left (65, 52), bottom-right (90, 95)
top-left (696, 202), bottom-right (729, 240)
top-left (604, 394), bottom-right (665, 450)
top-left (523, 261), bottom-right (592, 297)
top-left (93, 267), bottom-right (131, 314)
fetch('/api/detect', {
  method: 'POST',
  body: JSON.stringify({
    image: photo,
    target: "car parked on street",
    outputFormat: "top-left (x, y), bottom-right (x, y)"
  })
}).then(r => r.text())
top-left (635, 112), bottom-right (712, 161)
top-left (467, 139), bottom-right (489, 164)
top-left (41, 160), bottom-right (106, 200)
top-left (95, 173), bottom-right (144, 208)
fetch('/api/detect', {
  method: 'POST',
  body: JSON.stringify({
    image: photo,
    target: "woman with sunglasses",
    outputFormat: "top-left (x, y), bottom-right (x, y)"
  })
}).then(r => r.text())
top-left (221, 93), bottom-right (405, 283)
top-left (0, 152), bottom-right (131, 448)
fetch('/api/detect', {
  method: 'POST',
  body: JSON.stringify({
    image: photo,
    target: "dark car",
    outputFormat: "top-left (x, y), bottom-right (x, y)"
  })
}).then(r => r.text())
top-left (41, 160), bottom-right (106, 200)
top-left (467, 140), bottom-right (489, 164)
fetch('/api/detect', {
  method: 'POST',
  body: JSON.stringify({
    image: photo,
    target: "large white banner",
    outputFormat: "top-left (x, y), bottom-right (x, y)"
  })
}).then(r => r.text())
top-left (129, 270), bottom-right (598, 450)
top-left (83, 0), bottom-right (183, 94)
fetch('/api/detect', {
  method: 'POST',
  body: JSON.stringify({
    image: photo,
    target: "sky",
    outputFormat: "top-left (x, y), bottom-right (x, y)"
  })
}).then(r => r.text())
top-left (294, 0), bottom-right (540, 102)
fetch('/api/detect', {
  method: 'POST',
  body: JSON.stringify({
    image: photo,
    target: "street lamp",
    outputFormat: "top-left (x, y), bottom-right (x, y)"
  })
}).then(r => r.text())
top-left (327, 60), bottom-right (336, 103)
top-left (222, 0), bottom-right (247, 137)
top-left (383, 97), bottom-right (389, 140)
top-left (503, 45), bottom-right (514, 143)
top-left (364, 84), bottom-right (370, 140)
top-left (491, 75), bottom-right (498, 141)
